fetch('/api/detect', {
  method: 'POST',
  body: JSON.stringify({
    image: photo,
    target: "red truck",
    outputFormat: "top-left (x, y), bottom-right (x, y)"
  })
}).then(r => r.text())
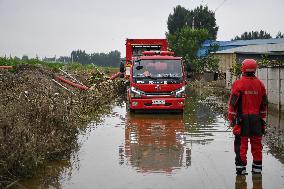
top-left (125, 39), bottom-right (187, 112)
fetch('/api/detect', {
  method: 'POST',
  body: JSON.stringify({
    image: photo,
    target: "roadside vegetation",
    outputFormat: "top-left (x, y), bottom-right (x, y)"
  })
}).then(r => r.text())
top-left (0, 61), bottom-right (124, 188)
top-left (257, 57), bottom-right (284, 68)
top-left (0, 57), bottom-right (119, 75)
top-left (231, 58), bottom-right (284, 77)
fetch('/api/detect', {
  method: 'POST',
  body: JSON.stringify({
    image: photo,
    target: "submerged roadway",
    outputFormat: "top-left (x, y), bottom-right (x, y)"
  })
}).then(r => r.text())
top-left (21, 89), bottom-right (284, 189)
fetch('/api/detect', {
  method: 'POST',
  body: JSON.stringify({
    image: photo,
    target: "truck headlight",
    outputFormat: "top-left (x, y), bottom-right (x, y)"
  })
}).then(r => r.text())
top-left (130, 87), bottom-right (145, 98)
top-left (172, 86), bottom-right (186, 98)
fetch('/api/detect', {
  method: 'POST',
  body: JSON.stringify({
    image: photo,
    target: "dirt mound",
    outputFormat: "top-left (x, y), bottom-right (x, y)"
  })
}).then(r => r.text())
top-left (0, 65), bottom-right (125, 187)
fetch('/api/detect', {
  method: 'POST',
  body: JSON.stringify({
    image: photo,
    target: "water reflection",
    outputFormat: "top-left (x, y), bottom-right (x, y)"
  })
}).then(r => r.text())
top-left (20, 154), bottom-right (79, 189)
top-left (118, 89), bottom-right (229, 174)
top-left (235, 175), bottom-right (263, 189)
top-left (120, 113), bottom-right (191, 174)
top-left (183, 89), bottom-right (229, 145)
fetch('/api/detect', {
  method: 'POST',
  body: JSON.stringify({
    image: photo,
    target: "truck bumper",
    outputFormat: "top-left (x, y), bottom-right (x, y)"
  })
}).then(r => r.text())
top-left (129, 98), bottom-right (185, 110)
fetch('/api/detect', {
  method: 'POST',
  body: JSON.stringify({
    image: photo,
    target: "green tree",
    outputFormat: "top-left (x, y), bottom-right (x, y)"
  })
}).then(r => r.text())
top-left (276, 32), bottom-right (284, 38)
top-left (71, 50), bottom-right (90, 64)
top-left (167, 5), bottom-right (218, 40)
top-left (233, 30), bottom-right (272, 40)
top-left (70, 50), bottom-right (121, 67)
top-left (14, 56), bottom-right (21, 61)
top-left (187, 5), bottom-right (218, 40)
top-left (167, 27), bottom-right (209, 71)
top-left (22, 55), bottom-right (29, 61)
top-left (167, 5), bottom-right (189, 35)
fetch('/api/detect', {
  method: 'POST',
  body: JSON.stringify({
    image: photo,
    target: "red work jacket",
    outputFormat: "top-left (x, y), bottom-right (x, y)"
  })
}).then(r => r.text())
top-left (228, 75), bottom-right (267, 136)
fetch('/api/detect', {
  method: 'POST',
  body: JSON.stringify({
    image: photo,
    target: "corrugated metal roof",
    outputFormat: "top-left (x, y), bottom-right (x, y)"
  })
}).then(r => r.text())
top-left (202, 40), bottom-right (232, 47)
top-left (214, 43), bottom-right (284, 54)
top-left (203, 38), bottom-right (284, 47)
top-left (229, 38), bottom-right (284, 46)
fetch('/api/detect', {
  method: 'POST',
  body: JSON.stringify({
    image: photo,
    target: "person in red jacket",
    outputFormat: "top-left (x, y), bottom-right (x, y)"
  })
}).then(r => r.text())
top-left (228, 59), bottom-right (267, 175)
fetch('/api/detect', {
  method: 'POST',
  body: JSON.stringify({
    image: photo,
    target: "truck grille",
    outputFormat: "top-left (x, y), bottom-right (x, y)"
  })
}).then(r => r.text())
top-left (144, 92), bottom-right (172, 96)
top-left (144, 102), bottom-right (172, 106)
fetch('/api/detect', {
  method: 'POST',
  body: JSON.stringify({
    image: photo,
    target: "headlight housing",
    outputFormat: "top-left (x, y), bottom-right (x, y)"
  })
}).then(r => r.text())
top-left (130, 87), bottom-right (145, 98)
top-left (172, 86), bottom-right (186, 98)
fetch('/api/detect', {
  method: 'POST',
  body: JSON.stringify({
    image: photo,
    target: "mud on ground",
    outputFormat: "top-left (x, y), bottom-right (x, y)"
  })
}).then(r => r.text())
top-left (0, 65), bottom-right (125, 187)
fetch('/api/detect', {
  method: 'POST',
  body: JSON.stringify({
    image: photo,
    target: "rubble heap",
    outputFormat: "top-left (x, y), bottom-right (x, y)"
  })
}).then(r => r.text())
top-left (0, 64), bottom-right (125, 185)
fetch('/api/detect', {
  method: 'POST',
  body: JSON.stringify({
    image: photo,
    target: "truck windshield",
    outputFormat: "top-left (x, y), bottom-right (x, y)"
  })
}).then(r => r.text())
top-left (133, 59), bottom-right (183, 79)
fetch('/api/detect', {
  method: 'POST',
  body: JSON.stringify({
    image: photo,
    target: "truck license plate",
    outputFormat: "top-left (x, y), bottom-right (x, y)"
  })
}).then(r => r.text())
top-left (152, 100), bottom-right (165, 105)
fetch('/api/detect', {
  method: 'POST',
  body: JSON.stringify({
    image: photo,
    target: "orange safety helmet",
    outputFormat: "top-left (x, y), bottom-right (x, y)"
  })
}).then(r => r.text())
top-left (241, 59), bottom-right (258, 73)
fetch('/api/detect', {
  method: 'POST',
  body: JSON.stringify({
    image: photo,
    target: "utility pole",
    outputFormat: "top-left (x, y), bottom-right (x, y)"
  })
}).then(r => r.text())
top-left (192, 16), bottom-right (195, 29)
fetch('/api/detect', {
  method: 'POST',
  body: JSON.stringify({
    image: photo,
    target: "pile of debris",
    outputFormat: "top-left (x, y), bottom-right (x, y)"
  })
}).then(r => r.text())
top-left (0, 64), bottom-right (125, 186)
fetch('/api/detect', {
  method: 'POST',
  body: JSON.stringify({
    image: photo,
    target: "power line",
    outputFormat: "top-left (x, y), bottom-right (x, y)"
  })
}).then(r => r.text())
top-left (214, 0), bottom-right (228, 12)
top-left (189, 0), bottom-right (207, 6)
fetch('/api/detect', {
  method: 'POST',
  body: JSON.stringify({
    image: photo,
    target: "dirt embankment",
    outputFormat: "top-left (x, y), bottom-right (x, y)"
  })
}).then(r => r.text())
top-left (0, 65), bottom-right (125, 187)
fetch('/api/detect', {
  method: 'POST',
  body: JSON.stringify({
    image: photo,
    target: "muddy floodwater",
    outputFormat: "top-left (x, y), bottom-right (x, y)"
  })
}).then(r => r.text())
top-left (21, 89), bottom-right (284, 189)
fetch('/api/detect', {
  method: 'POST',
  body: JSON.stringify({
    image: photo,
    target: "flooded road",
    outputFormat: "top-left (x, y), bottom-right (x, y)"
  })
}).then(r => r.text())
top-left (21, 89), bottom-right (284, 189)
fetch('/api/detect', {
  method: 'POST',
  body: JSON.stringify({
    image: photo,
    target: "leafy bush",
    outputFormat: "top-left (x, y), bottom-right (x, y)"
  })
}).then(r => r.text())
top-left (191, 55), bottom-right (219, 73)
top-left (257, 55), bottom-right (284, 67)
top-left (230, 57), bottom-right (284, 77)
top-left (231, 61), bottom-right (241, 77)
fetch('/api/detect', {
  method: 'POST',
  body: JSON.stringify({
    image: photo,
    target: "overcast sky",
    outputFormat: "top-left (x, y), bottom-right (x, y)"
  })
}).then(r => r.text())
top-left (0, 0), bottom-right (283, 58)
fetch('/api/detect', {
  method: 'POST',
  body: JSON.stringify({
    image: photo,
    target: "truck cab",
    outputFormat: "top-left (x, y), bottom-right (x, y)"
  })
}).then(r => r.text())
top-left (124, 39), bottom-right (168, 78)
top-left (127, 51), bottom-right (187, 112)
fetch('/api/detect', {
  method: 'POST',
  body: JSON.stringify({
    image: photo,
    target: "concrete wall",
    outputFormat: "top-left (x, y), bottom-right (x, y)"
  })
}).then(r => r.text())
top-left (225, 70), bottom-right (238, 89)
top-left (267, 111), bottom-right (284, 131)
top-left (213, 53), bottom-right (236, 73)
top-left (256, 67), bottom-right (283, 113)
